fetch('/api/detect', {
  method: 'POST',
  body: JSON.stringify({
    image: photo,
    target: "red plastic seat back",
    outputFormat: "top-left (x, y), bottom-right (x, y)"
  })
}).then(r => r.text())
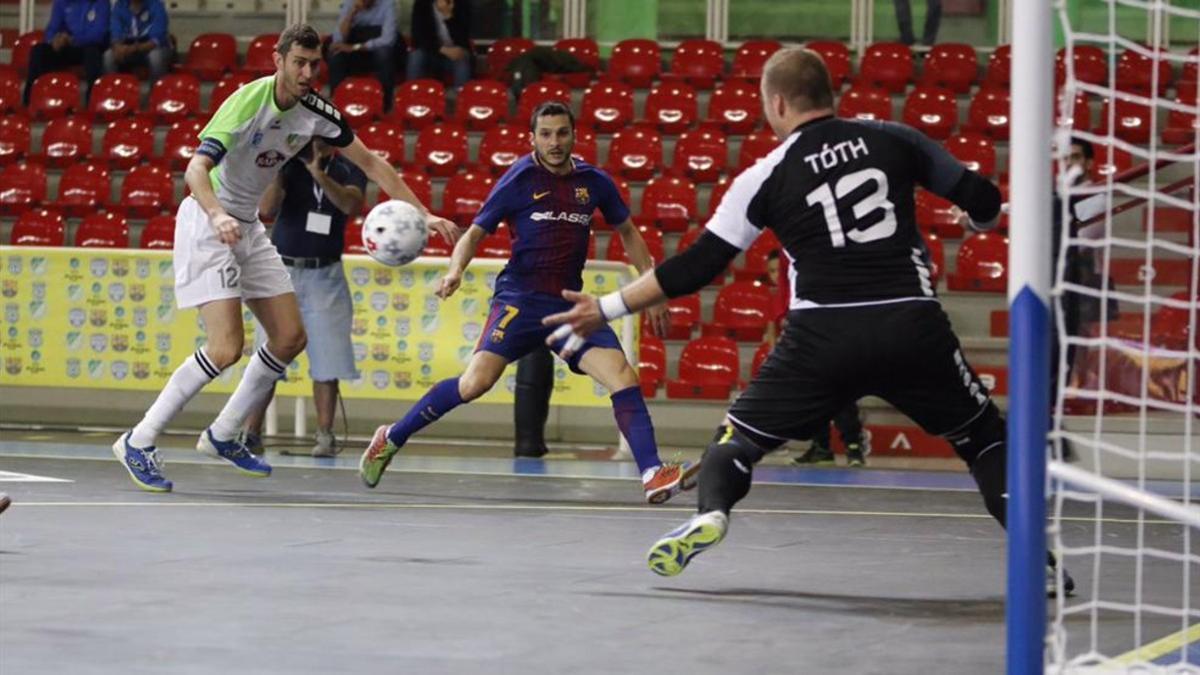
top-left (1116, 47), bottom-right (1172, 96)
top-left (11, 207), bottom-right (65, 246)
top-left (666, 294), bottom-right (701, 339)
top-left (837, 85), bottom-right (892, 121)
top-left (609, 39), bottom-right (661, 88)
top-left (580, 81), bottom-right (635, 133)
top-left (644, 82), bottom-right (698, 134)
top-left (39, 115), bottom-right (92, 167)
top-left (141, 214), bottom-right (176, 249)
top-left (102, 116), bottom-right (156, 169)
top-left (705, 79), bottom-right (761, 135)
top-left (442, 170), bottom-right (496, 226)
top-left (669, 39), bottom-right (725, 89)
top-left (1098, 98), bottom-right (1153, 144)
top-left (516, 80), bottom-right (572, 124)
top-left (1055, 45), bottom-right (1107, 88)
top-left (902, 86), bottom-right (957, 140)
top-left (392, 79), bottom-right (446, 129)
top-left (637, 334), bottom-right (666, 395)
top-left (945, 132), bottom-right (996, 176)
top-left (553, 38), bottom-right (600, 85)
top-left (150, 73), bottom-right (201, 123)
top-left (0, 68), bottom-right (20, 115)
top-left (712, 280), bottom-right (773, 336)
top-left (76, 211), bottom-right (130, 248)
top-left (486, 37), bottom-right (535, 82)
top-left (605, 223), bottom-right (665, 263)
top-left (751, 341), bottom-right (772, 378)
top-left (56, 161), bottom-right (110, 214)
top-left (334, 76), bottom-right (384, 127)
top-left (737, 130), bottom-right (779, 171)
top-left (732, 40), bottom-right (782, 81)
top-left (163, 119), bottom-right (206, 170)
top-left (377, 170), bottom-right (433, 210)
top-left (479, 124), bottom-right (527, 175)
top-left (922, 43), bottom-right (978, 93)
top-left (672, 128), bottom-right (728, 183)
top-left (357, 121), bottom-right (405, 167)
top-left (29, 73), bottom-right (81, 120)
top-left (455, 79), bottom-right (510, 130)
top-left (860, 42), bottom-right (913, 93)
top-left (607, 127), bottom-right (663, 181)
top-left (414, 122), bottom-right (469, 176)
top-left (184, 33), bottom-right (238, 81)
top-left (806, 40), bottom-right (851, 88)
top-left (0, 159), bottom-right (47, 214)
top-left (967, 87), bottom-right (1011, 140)
top-left (89, 73), bottom-right (141, 122)
top-left (245, 34), bottom-right (278, 76)
top-left (949, 232), bottom-right (1009, 292)
top-left (0, 115), bottom-right (31, 165)
top-left (12, 31), bottom-right (44, 73)
top-left (677, 336), bottom-right (740, 386)
top-left (640, 176), bottom-right (697, 232)
top-left (209, 71), bottom-right (256, 114)
top-left (984, 45), bottom-right (1011, 87)
top-left (120, 163), bottom-right (174, 216)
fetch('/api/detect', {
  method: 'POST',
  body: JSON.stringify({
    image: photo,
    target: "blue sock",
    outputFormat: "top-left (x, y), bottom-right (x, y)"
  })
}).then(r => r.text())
top-left (388, 378), bottom-right (464, 446)
top-left (610, 386), bottom-right (661, 474)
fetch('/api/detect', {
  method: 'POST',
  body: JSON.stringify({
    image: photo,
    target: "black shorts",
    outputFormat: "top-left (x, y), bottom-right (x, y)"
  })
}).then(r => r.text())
top-left (727, 300), bottom-right (994, 448)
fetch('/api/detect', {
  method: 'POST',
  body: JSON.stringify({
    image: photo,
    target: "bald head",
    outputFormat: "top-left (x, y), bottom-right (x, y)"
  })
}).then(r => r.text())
top-left (761, 47), bottom-right (835, 114)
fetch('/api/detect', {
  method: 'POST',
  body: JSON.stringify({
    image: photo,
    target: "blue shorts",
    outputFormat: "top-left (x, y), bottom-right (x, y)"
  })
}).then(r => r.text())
top-left (476, 290), bottom-right (622, 374)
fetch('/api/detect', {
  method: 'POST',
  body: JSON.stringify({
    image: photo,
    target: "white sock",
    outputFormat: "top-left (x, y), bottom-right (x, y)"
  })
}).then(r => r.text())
top-left (208, 346), bottom-right (288, 441)
top-left (129, 349), bottom-right (221, 448)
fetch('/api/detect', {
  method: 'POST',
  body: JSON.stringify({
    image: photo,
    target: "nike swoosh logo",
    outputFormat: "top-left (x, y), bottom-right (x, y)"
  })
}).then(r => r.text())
top-left (533, 191), bottom-right (551, 200)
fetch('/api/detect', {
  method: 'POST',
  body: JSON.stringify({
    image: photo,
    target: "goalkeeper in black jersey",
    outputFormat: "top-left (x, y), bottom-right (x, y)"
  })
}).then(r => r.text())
top-left (544, 47), bottom-right (1073, 596)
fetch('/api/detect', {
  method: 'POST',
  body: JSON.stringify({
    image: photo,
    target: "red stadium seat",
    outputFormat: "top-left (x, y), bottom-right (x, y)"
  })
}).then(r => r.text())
top-left (637, 335), bottom-right (666, 397)
top-left (1054, 45), bottom-right (1107, 88)
top-left (477, 224), bottom-right (512, 259)
top-left (571, 127), bottom-right (597, 164)
top-left (442, 170), bottom-right (495, 226)
top-left (161, 119), bottom-right (204, 170)
top-left (552, 38), bottom-right (600, 87)
top-left (666, 336), bottom-right (740, 400)
top-left (591, 176), bottom-right (631, 229)
top-left (921, 43), bottom-right (978, 93)
top-left (580, 81), bottom-right (635, 133)
top-left (208, 71), bottom-right (256, 114)
top-left (37, 115), bottom-right (92, 167)
top-left (1090, 143), bottom-right (1133, 181)
top-left (672, 128), bottom-right (728, 183)
top-left (29, 73), bottom-right (80, 120)
top-left (732, 39), bottom-right (782, 81)
top-left (641, 176), bottom-right (697, 232)
top-left (967, 87), bottom-right (1011, 139)
top-left (377, 170), bottom-right (433, 211)
top-left (10, 207), bottom-right (65, 246)
top-left (455, 79), bottom-right (509, 130)
top-left (806, 40), bottom-right (852, 89)
top-left (1152, 291), bottom-right (1197, 349)
top-left (120, 163), bottom-right (174, 217)
top-left (54, 161), bottom-right (110, 216)
top-left (1098, 97), bottom-right (1153, 144)
top-left (392, 79), bottom-right (446, 130)
top-left (515, 80), bottom-right (572, 124)
top-left (0, 115), bottom-right (31, 165)
top-left (244, 34), bottom-right (278, 77)
top-left (737, 130), bottom-right (779, 171)
top-left (12, 31), bottom-right (43, 74)
top-left (357, 121), bottom-right (405, 167)
top-left (478, 124), bottom-right (526, 175)
top-left (702, 280), bottom-right (773, 341)
top-left (605, 222), bottom-right (665, 263)
top-left (76, 211), bottom-right (129, 248)
top-left (706, 177), bottom-right (731, 220)
top-left (984, 44), bottom-right (1011, 88)
top-left (733, 231), bottom-right (780, 282)
top-left (344, 216), bottom-right (367, 254)
top-left (184, 33), bottom-right (237, 81)
top-left (947, 232), bottom-right (1008, 292)
top-left (486, 37), bottom-right (535, 82)
top-left (333, 76), bottom-right (383, 127)
top-left (1056, 89), bottom-right (1092, 131)
top-left (0, 68), bottom-right (20, 115)
top-left (0, 159), bottom-right (47, 215)
top-left (608, 39), bottom-right (661, 88)
top-left (923, 231), bottom-right (944, 287)
top-left (1116, 46), bottom-right (1171, 96)
top-left (1163, 92), bottom-right (1199, 146)
top-left (667, 39), bottom-right (725, 89)
top-left (414, 122), bottom-right (469, 176)
top-left (859, 42), bottom-right (913, 93)
top-left (902, 86), bottom-right (957, 140)
top-left (643, 81), bottom-right (698, 134)
top-left (88, 73), bottom-right (140, 122)
top-left (915, 189), bottom-right (962, 238)
top-left (149, 73), bottom-right (201, 123)
top-left (837, 84), bottom-right (892, 121)
top-left (945, 132), bottom-right (996, 176)
top-left (664, 293), bottom-right (701, 339)
top-left (102, 116), bottom-right (155, 170)
top-left (607, 127), bottom-right (663, 181)
top-left (140, 214), bottom-right (176, 249)
top-left (422, 234), bottom-right (453, 256)
top-left (705, 79), bottom-right (761, 135)
top-left (751, 341), bottom-right (773, 378)
top-left (1183, 46), bottom-right (1200, 87)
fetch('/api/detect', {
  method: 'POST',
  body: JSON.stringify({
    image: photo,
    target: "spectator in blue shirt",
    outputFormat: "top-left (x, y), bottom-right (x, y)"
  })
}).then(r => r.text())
top-left (408, 0), bottom-right (472, 87)
top-left (23, 0), bottom-right (109, 105)
top-left (328, 0), bottom-right (399, 111)
top-left (105, 0), bottom-right (173, 82)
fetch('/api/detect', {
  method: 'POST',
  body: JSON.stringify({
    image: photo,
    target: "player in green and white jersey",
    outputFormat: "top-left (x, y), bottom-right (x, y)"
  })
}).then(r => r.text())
top-left (112, 24), bottom-right (461, 491)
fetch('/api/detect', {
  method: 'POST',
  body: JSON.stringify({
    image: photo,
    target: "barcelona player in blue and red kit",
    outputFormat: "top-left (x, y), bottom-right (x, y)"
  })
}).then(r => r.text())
top-left (359, 101), bottom-right (699, 503)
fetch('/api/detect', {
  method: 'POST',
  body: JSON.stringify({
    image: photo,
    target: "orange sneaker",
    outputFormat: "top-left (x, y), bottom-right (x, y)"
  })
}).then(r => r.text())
top-left (643, 461), bottom-right (700, 504)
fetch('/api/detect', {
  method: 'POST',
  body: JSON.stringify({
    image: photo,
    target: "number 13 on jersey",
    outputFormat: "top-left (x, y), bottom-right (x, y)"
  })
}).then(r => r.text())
top-left (805, 168), bottom-right (898, 247)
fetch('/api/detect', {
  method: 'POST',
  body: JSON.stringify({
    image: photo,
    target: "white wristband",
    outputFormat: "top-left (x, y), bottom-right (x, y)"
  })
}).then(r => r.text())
top-left (598, 291), bottom-right (630, 321)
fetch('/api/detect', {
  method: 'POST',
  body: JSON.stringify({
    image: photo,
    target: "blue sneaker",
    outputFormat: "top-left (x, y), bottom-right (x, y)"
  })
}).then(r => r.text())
top-left (197, 428), bottom-right (272, 477)
top-left (112, 431), bottom-right (173, 492)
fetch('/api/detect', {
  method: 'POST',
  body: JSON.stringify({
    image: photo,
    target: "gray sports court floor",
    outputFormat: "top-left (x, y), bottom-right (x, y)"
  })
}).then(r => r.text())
top-left (1, 430), bottom-right (1194, 674)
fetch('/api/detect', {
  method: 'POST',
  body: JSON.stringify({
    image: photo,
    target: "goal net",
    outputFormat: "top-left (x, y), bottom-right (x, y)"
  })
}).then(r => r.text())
top-left (1042, 0), bottom-right (1200, 672)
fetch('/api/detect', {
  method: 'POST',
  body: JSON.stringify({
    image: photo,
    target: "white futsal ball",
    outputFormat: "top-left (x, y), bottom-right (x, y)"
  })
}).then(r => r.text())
top-left (361, 200), bottom-right (428, 267)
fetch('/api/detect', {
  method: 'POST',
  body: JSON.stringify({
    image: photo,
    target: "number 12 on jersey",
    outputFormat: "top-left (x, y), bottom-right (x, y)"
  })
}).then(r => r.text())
top-left (805, 168), bottom-right (898, 247)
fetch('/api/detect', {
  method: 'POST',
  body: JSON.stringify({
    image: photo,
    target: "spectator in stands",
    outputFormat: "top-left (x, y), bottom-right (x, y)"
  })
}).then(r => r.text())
top-left (23, 0), bottom-right (109, 105)
top-left (104, 0), bottom-right (173, 82)
top-left (894, 0), bottom-right (942, 46)
top-left (328, 0), bottom-right (399, 110)
top-left (242, 139), bottom-right (366, 457)
top-left (762, 250), bottom-right (869, 467)
top-left (513, 347), bottom-right (554, 458)
top-left (408, 0), bottom-right (472, 87)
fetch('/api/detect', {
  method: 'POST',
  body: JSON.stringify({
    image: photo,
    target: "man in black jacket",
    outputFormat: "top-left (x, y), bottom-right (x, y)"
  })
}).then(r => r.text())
top-left (407, 0), bottom-right (472, 86)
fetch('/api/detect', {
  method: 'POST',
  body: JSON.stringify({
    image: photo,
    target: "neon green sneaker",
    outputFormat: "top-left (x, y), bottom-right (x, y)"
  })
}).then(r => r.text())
top-left (359, 425), bottom-right (401, 489)
top-left (647, 510), bottom-right (729, 577)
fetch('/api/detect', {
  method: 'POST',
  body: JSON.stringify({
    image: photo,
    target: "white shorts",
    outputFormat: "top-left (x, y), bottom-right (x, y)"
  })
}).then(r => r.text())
top-left (173, 196), bottom-right (294, 309)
